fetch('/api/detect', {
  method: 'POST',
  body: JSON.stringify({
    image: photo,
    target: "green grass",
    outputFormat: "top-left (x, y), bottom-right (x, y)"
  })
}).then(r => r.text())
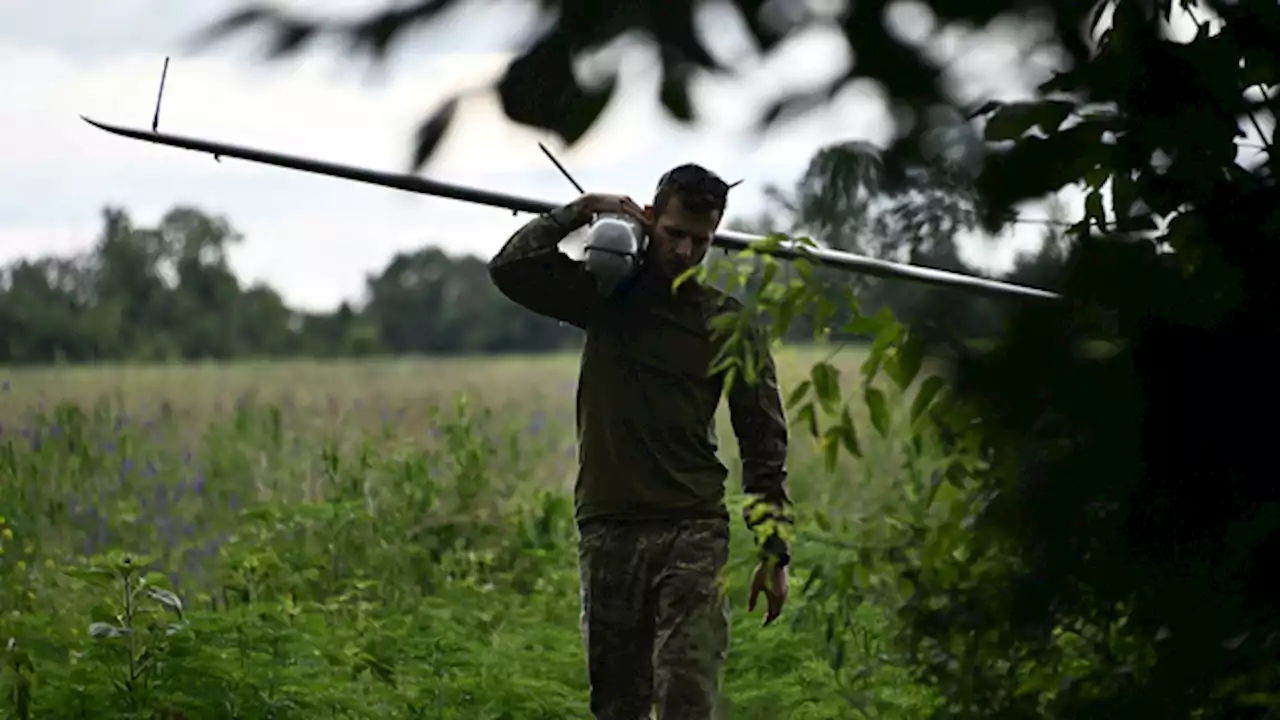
top-left (0, 346), bottom-right (938, 719)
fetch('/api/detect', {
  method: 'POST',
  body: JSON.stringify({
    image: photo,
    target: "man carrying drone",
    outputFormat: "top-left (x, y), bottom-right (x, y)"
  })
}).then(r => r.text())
top-left (488, 164), bottom-right (795, 719)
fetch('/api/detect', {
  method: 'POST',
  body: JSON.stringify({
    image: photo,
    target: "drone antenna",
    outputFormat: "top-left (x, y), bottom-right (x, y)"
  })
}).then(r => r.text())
top-left (151, 56), bottom-right (170, 133)
top-left (147, 56), bottom-right (221, 161)
top-left (538, 142), bottom-right (586, 194)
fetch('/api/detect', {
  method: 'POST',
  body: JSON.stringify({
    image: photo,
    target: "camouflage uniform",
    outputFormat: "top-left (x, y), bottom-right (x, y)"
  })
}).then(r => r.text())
top-left (489, 203), bottom-right (793, 719)
top-left (578, 519), bottom-right (731, 719)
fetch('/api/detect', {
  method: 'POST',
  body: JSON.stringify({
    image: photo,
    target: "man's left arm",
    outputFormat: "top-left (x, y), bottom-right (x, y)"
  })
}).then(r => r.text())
top-left (727, 323), bottom-right (795, 569)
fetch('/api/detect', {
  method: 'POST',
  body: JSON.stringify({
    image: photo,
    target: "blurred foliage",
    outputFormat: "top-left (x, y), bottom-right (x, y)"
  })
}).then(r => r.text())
top-left (193, 0), bottom-right (1101, 197)
top-left (681, 0), bottom-right (1279, 717)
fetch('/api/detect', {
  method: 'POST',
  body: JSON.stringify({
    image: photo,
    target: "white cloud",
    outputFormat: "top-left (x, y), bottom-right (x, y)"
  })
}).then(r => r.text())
top-left (1, 1), bottom-right (1070, 311)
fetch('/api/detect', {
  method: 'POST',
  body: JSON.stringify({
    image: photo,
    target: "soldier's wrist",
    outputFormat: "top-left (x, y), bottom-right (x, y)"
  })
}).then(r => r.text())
top-left (758, 533), bottom-right (791, 568)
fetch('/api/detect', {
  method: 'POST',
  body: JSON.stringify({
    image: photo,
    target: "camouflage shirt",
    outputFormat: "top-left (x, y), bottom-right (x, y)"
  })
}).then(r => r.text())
top-left (488, 204), bottom-right (795, 564)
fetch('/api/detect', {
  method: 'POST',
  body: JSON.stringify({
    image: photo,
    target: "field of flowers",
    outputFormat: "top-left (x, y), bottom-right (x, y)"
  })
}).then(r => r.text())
top-left (0, 347), bottom-right (939, 719)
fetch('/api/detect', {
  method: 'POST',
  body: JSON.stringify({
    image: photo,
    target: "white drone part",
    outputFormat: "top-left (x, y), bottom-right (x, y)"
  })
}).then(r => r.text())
top-left (583, 214), bottom-right (649, 296)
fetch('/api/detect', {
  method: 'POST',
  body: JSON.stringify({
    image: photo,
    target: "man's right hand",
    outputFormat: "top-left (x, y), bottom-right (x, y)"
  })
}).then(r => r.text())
top-left (570, 193), bottom-right (649, 227)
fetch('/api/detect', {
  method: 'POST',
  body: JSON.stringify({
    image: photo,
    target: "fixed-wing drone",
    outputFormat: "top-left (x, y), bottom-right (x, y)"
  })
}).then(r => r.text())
top-left (81, 58), bottom-right (1058, 302)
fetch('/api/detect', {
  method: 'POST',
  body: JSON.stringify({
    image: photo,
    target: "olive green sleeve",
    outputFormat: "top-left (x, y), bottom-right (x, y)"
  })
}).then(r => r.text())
top-left (488, 204), bottom-right (601, 329)
top-left (727, 323), bottom-right (795, 567)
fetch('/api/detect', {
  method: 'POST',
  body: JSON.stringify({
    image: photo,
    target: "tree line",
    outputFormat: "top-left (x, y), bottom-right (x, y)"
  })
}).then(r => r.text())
top-left (0, 207), bottom-right (581, 365)
top-left (0, 143), bottom-right (1068, 366)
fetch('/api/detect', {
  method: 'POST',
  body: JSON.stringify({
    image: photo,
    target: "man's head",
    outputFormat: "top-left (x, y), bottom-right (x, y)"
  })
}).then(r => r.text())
top-left (643, 164), bottom-right (729, 280)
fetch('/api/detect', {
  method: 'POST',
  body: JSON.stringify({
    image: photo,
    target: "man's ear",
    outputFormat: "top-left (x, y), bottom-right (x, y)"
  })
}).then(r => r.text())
top-left (644, 205), bottom-right (654, 219)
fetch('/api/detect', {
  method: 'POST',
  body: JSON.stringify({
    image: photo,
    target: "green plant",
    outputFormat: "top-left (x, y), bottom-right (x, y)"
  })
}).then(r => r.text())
top-left (1, 369), bottom-right (931, 718)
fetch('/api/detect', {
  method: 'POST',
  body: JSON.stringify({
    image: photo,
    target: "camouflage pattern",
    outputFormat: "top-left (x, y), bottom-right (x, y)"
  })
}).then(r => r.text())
top-left (491, 203), bottom-right (585, 267)
top-left (577, 518), bottom-right (731, 720)
top-left (487, 204), bottom-right (601, 329)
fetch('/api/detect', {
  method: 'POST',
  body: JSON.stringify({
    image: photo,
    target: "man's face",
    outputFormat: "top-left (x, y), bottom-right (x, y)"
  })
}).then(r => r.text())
top-left (646, 194), bottom-right (721, 281)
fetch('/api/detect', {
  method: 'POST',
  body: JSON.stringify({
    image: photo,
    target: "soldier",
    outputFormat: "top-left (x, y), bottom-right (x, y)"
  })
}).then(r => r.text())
top-left (488, 164), bottom-right (794, 720)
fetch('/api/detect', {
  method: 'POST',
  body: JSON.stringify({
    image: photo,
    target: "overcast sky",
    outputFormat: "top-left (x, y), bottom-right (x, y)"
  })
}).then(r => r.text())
top-left (2, 0), bottom-right (1079, 311)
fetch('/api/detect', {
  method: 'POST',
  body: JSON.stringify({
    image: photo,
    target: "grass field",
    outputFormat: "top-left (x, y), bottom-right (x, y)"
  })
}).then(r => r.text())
top-left (0, 346), bottom-right (941, 719)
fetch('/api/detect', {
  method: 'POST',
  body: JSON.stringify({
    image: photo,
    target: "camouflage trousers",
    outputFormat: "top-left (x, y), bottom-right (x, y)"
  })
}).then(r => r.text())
top-left (577, 518), bottom-right (731, 720)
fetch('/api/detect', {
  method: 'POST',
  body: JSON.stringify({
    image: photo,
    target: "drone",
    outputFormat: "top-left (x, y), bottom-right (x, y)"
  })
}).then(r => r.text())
top-left (81, 58), bottom-right (1058, 303)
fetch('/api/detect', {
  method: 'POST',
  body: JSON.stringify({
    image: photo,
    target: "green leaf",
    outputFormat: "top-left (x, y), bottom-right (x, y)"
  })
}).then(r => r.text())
top-left (708, 350), bottom-right (737, 378)
top-left (975, 122), bottom-right (1113, 224)
top-left (146, 587), bottom-right (184, 615)
top-left (842, 313), bottom-right (884, 337)
top-left (865, 386), bottom-right (890, 437)
top-left (672, 264), bottom-right (702, 292)
top-left (983, 100), bottom-right (1074, 142)
top-left (740, 331), bottom-right (759, 385)
top-left (929, 476), bottom-right (961, 513)
top-left (721, 366), bottom-right (737, 397)
top-left (984, 103), bottom-right (1038, 141)
top-left (814, 511), bottom-right (832, 533)
top-left (411, 97), bottom-right (459, 171)
top-left (723, 268), bottom-right (740, 292)
top-left (793, 403), bottom-right (821, 439)
top-left (1085, 190), bottom-right (1105, 225)
top-left (810, 362), bottom-right (841, 414)
top-left (967, 99), bottom-right (1003, 120)
top-left (1084, 165), bottom-right (1109, 189)
top-left (861, 313), bottom-right (902, 383)
top-left (660, 72), bottom-right (692, 121)
top-left (1015, 668), bottom-right (1060, 697)
top-left (802, 563), bottom-right (825, 594)
top-left (887, 332), bottom-right (926, 391)
top-left (856, 564), bottom-right (871, 590)
top-left (794, 259), bottom-right (813, 284)
top-left (786, 380), bottom-right (812, 410)
top-left (708, 311), bottom-right (741, 334)
top-left (896, 575), bottom-right (915, 600)
top-left (822, 428), bottom-right (840, 472)
top-left (1111, 170), bottom-right (1139, 220)
top-left (909, 376), bottom-right (947, 425)
top-left (838, 405), bottom-right (862, 458)
top-left (88, 622), bottom-right (128, 639)
top-left (776, 301), bottom-right (797, 338)
top-left (759, 258), bottom-right (778, 290)
top-left (62, 566), bottom-right (116, 587)
top-left (813, 295), bottom-right (835, 335)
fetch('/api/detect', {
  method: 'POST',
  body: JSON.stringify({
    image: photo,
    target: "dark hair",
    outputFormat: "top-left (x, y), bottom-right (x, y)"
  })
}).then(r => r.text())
top-left (653, 164), bottom-right (731, 216)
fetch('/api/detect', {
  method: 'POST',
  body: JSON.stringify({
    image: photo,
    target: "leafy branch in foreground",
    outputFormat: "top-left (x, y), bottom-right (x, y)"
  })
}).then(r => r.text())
top-left (194, 0), bottom-right (1107, 197)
